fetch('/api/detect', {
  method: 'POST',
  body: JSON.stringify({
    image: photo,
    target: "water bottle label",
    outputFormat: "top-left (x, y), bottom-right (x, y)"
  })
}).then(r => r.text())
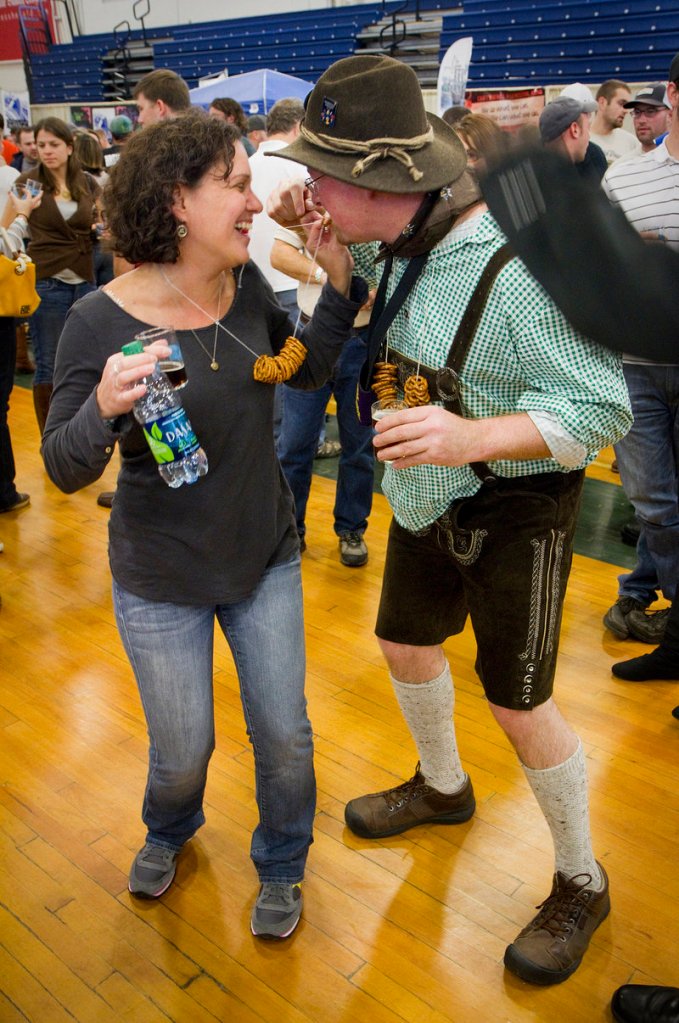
top-left (142, 408), bottom-right (200, 464)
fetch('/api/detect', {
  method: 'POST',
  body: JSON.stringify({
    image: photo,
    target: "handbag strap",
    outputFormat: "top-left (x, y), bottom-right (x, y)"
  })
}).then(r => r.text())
top-left (359, 250), bottom-right (429, 392)
top-left (444, 242), bottom-right (514, 484)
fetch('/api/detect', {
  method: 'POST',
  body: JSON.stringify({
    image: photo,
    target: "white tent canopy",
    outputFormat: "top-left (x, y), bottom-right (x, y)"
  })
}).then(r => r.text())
top-left (189, 68), bottom-right (314, 115)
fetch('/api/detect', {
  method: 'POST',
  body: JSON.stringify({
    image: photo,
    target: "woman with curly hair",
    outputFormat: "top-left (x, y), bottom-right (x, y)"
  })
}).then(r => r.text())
top-left (1, 116), bottom-right (99, 432)
top-left (41, 110), bottom-right (365, 938)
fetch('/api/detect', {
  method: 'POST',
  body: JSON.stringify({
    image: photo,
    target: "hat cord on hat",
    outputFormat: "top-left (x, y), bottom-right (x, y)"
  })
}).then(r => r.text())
top-left (299, 123), bottom-right (434, 183)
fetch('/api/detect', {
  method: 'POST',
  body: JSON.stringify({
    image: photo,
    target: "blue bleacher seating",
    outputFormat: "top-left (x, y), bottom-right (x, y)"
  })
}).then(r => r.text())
top-left (26, 0), bottom-right (679, 103)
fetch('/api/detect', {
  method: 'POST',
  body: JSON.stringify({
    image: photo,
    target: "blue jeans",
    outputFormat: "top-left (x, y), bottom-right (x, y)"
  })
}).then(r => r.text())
top-left (112, 556), bottom-right (315, 883)
top-left (614, 363), bottom-right (679, 602)
top-left (32, 278), bottom-right (96, 385)
top-left (277, 331), bottom-right (374, 539)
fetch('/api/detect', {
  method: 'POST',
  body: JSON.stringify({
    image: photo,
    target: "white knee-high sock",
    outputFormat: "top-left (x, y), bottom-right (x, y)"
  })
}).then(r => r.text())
top-left (390, 662), bottom-right (466, 794)
top-left (522, 739), bottom-right (603, 889)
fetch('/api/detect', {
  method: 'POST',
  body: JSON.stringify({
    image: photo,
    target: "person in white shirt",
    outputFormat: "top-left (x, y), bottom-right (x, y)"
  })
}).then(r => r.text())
top-left (248, 98), bottom-right (306, 318)
top-left (601, 52), bottom-right (679, 647)
top-left (590, 79), bottom-right (641, 164)
top-left (249, 99), bottom-right (309, 443)
top-left (0, 156), bottom-right (19, 210)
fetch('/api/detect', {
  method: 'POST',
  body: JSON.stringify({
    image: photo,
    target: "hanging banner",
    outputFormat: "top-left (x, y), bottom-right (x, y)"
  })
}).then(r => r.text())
top-left (1, 89), bottom-right (30, 128)
top-left (468, 88), bottom-right (545, 132)
top-left (437, 36), bottom-right (473, 115)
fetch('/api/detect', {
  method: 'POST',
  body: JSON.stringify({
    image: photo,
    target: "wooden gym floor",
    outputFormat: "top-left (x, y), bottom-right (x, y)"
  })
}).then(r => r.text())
top-left (1, 385), bottom-right (677, 1023)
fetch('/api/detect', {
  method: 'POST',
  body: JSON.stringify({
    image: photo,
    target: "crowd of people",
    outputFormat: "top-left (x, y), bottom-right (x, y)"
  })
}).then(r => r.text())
top-left (1, 51), bottom-right (678, 1020)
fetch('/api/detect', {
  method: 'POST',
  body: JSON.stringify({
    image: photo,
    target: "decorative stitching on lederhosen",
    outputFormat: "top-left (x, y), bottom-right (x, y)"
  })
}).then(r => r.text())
top-left (521, 528), bottom-right (566, 665)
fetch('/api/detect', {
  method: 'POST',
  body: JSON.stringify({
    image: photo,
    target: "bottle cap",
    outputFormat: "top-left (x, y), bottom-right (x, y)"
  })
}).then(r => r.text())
top-left (122, 340), bottom-right (144, 355)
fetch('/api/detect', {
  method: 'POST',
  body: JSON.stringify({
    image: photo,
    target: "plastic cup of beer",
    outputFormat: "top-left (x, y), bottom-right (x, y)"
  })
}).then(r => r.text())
top-left (371, 398), bottom-right (408, 466)
top-left (134, 326), bottom-right (186, 389)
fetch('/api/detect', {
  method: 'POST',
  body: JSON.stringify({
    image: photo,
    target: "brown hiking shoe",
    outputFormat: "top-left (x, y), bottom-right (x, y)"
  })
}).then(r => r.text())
top-left (344, 763), bottom-right (475, 839)
top-left (504, 863), bottom-right (610, 985)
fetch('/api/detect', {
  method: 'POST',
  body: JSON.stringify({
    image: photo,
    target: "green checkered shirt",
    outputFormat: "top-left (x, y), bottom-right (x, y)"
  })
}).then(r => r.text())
top-left (352, 212), bottom-right (632, 532)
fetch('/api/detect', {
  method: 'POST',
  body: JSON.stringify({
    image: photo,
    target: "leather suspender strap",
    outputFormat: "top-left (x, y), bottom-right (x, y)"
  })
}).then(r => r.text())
top-left (443, 242), bottom-right (514, 484)
top-left (358, 250), bottom-right (429, 394)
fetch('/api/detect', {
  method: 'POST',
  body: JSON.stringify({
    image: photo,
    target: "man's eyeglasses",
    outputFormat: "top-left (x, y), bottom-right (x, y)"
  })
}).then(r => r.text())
top-left (304, 173), bottom-right (326, 196)
top-left (631, 106), bottom-right (666, 118)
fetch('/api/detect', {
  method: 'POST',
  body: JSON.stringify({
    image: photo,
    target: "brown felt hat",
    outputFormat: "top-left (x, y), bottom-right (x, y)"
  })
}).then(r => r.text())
top-left (272, 55), bottom-right (467, 193)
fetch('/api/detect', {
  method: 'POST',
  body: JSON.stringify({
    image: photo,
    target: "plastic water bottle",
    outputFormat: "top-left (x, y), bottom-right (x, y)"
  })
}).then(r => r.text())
top-left (122, 341), bottom-right (208, 488)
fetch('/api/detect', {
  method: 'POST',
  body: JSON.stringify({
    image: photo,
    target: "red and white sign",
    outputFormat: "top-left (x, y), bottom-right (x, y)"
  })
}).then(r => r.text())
top-left (467, 88), bottom-right (545, 132)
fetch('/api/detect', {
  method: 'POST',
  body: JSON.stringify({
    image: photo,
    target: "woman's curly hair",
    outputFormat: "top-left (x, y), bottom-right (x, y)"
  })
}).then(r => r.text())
top-left (105, 110), bottom-right (236, 264)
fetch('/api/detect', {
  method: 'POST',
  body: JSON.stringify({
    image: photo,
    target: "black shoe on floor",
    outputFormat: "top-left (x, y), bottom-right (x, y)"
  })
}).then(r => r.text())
top-left (603, 596), bottom-right (648, 639)
top-left (612, 649), bottom-right (679, 682)
top-left (620, 521), bottom-right (640, 547)
top-left (627, 606), bottom-right (671, 644)
top-left (97, 491), bottom-right (115, 508)
top-left (611, 984), bottom-right (679, 1022)
top-left (0, 493), bottom-right (30, 514)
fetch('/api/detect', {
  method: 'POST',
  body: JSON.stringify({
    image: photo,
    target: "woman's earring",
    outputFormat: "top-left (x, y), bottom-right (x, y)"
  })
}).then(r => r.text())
top-left (177, 223), bottom-right (188, 239)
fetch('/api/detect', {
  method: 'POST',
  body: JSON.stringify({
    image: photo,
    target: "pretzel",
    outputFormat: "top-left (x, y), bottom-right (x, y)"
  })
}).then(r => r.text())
top-left (253, 336), bottom-right (307, 384)
top-left (404, 374), bottom-right (430, 407)
top-left (371, 361), bottom-right (398, 403)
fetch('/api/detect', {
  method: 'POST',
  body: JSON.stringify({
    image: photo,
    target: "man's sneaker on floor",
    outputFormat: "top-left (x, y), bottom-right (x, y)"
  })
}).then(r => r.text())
top-left (128, 842), bottom-right (178, 898)
top-left (603, 596), bottom-right (648, 639)
top-left (345, 763), bottom-right (476, 839)
top-left (339, 531), bottom-right (368, 567)
top-left (251, 882), bottom-right (303, 939)
top-left (626, 606), bottom-right (671, 644)
top-left (504, 863), bottom-right (610, 985)
top-left (315, 439), bottom-right (341, 458)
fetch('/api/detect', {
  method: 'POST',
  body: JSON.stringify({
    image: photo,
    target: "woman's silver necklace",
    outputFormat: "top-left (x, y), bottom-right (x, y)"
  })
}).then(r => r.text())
top-left (191, 276), bottom-right (222, 370)
top-left (160, 267), bottom-right (259, 368)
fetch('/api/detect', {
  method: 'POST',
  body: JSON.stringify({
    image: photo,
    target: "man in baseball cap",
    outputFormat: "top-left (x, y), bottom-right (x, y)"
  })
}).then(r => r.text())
top-left (623, 83), bottom-right (671, 153)
top-left (269, 54), bottom-right (631, 988)
top-left (539, 95), bottom-right (597, 163)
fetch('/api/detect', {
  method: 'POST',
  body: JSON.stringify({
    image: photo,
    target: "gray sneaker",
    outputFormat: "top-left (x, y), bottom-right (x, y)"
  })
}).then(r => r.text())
top-left (339, 531), bottom-right (368, 567)
top-left (251, 882), bottom-right (303, 939)
top-left (128, 843), bottom-right (178, 898)
top-left (603, 597), bottom-right (648, 639)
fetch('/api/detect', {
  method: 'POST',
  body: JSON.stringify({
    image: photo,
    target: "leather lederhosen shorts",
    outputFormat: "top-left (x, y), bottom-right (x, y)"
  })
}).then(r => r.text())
top-left (376, 469), bottom-right (585, 710)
